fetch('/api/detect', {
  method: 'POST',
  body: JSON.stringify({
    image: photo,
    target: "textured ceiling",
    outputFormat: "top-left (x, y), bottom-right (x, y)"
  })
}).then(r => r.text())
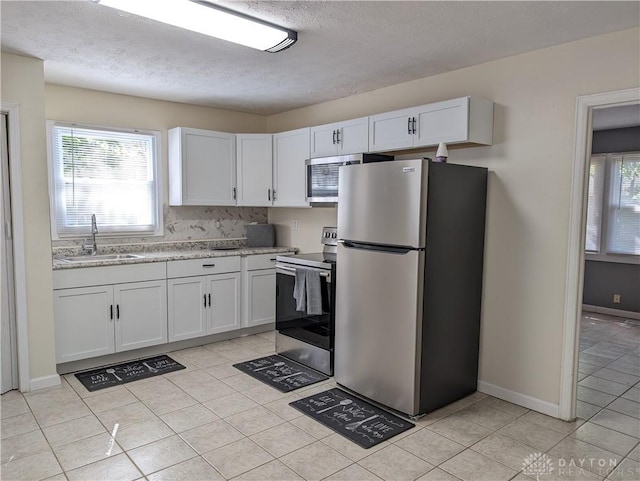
top-left (1, 1), bottom-right (639, 115)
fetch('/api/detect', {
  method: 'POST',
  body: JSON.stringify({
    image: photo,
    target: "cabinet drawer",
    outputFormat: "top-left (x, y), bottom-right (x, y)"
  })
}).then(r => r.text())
top-left (167, 256), bottom-right (241, 278)
top-left (53, 262), bottom-right (167, 289)
top-left (245, 252), bottom-right (294, 271)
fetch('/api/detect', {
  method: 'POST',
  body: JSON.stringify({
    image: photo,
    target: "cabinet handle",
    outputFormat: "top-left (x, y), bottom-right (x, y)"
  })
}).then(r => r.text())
top-left (332, 130), bottom-right (337, 144)
top-left (202, 264), bottom-right (216, 268)
top-left (232, 187), bottom-right (237, 200)
top-left (272, 189), bottom-right (276, 201)
top-left (208, 293), bottom-right (211, 307)
top-left (408, 117), bottom-right (412, 135)
top-left (204, 294), bottom-right (207, 307)
top-left (412, 117), bottom-right (417, 134)
top-left (336, 129), bottom-right (341, 144)
top-left (110, 305), bottom-right (113, 320)
top-left (116, 305), bottom-right (120, 320)
top-left (268, 188), bottom-right (271, 201)
top-left (270, 258), bottom-right (276, 261)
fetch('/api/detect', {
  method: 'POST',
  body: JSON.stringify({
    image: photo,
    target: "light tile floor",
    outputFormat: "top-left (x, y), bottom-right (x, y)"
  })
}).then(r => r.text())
top-left (1, 315), bottom-right (639, 481)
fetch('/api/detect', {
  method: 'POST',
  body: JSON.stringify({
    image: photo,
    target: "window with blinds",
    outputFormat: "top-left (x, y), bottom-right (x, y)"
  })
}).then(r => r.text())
top-left (49, 123), bottom-right (161, 238)
top-left (585, 152), bottom-right (640, 256)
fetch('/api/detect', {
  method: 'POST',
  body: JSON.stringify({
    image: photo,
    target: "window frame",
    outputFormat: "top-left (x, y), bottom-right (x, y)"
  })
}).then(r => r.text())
top-left (46, 120), bottom-right (163, 240)
top-left (585, 151), bottom-right (640, 265)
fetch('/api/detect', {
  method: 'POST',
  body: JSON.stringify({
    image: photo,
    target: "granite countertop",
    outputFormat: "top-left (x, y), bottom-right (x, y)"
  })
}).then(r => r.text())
top-left (52, 240), bottom-right (297, 270)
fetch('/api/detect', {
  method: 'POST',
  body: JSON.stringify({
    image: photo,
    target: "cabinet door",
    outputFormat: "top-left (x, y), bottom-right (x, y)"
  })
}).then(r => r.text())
top-left (273, 128), bottom-right (310, 207)
top-left (236, 134), bottom-right (273, 206)
top-left (114, 280), bottom-right (168, 352)
top-left (337, 117), bottom-right (369, 155)
top-left (168, 277), bottom-right (207, 342)
top-left (310, 122), bottom-right (339, 158)
top-left (245, 269), bottom-right (276, 328)
top-left (414, 97), bottom-right (469, 148)
top-left (54, 286), bottom-right (115, 363)
top-left (207, 272), bottom-right (241, 335)
top-left (368, 107), bottom-right (415, 152)
top-left (169, 128), bottom-right (236, 206)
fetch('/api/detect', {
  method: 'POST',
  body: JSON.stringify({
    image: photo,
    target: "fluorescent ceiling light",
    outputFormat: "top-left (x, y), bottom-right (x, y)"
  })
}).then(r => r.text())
top-left (94, 0), bottom-right (297, 52)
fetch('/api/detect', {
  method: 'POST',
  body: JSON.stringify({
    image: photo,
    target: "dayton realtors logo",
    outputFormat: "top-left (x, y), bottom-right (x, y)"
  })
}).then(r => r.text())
top-left (522, 453), bottom-right (554, 480)
top-left (523, 452), bottom-right (624, 479)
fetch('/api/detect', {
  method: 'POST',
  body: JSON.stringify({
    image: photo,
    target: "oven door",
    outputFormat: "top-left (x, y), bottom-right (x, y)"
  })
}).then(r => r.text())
top-left (275, 264), bottom-right (334, 351)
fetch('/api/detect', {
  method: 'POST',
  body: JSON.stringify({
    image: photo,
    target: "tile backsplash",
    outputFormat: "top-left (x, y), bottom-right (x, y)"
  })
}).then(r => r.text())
top-left (52, 206), bottom-right (268, 248)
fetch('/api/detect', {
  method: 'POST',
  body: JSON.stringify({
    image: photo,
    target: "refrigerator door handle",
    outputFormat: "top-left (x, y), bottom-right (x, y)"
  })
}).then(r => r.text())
top-left (340, 240), bottom-right (419, 254)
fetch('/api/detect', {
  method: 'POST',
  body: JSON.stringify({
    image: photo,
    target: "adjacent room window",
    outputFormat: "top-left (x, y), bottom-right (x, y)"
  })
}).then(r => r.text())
top-left (48, 122), bottom-right (162, 238)
top-left (585, 152), bottom-right (640, 256)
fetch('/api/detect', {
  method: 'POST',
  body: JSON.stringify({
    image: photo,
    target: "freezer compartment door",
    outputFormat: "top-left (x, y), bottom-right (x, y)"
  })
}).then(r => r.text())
top-left (337, 158), bottom-right (427, 248)
top-left (334, 242), bottom-right (424, 416)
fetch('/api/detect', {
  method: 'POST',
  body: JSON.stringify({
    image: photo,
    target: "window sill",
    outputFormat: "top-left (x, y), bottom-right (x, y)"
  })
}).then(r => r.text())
top-left (585, 253), bottom-right (640, 265)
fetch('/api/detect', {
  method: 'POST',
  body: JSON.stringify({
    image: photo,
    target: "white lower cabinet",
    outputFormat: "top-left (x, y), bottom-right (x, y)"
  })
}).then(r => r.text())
top-left (53, 253), bottom-right (288, 363)
top-left (207, 273), bottom-right (241, 334)
top-left (54, 285), bottom-right (115, 363)
top-left (115, 281), bottom-right (168, 352)
top-left (167, 256), bottom-right (241, 342)
top-left (167, 276), bottom-right (208, 342)
top-left (241, 253), bottom-right (293, 328)
top-left (244, 269), bottom-right (276, 327)
top-left (53, 279), bottom-right (167, 363)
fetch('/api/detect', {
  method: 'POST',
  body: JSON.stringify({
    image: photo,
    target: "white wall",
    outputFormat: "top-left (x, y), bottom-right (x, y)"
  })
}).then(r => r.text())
top-left (267, 28), bottom-right (640, 410)
top-left (268, 207), bottom-right (337, 253)
top-left (1, 53), bottom-right (57, 383)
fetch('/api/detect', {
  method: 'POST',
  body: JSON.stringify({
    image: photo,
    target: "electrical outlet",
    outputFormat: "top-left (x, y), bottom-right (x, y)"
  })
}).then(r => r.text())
top-left (292, 220), bottom-right (299, 231)
top-left (613, 294), bottom-right (621, 304)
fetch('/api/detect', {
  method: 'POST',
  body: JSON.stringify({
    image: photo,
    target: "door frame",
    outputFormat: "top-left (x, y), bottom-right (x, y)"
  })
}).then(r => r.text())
top-left (559, 87), bottom-right (640, 420)
top-left (1, 102), bottom-right (31, 392)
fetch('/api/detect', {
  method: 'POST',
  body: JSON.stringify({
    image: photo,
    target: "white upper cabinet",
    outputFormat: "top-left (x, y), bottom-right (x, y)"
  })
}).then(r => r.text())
top-left (236, 134), bottom-right (273, 207)
top-left (310, 116), bottom-right (369, 158)
top-left (273, 127), bottom-right (310, 207)
top-left (369, 97), bottom-right (494, 153)
top-left (168, 127), bottom-right (236, 206)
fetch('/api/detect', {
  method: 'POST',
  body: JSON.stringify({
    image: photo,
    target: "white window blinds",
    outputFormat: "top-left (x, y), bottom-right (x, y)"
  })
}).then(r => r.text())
top-left (50, 124), bottom-right (160, 237)
top-left (606, 153), bottom-right (640, 255)
top-left (585, 154), bottom-right (605, 252)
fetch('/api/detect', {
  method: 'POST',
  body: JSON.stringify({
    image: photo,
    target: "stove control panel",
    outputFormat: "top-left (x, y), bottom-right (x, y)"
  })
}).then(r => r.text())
top-left (321, 226), bottom-right (338, 245)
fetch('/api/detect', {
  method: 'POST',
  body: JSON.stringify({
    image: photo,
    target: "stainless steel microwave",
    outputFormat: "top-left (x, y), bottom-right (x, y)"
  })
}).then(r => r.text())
top-left (305, 153), bottom-right (393, 203)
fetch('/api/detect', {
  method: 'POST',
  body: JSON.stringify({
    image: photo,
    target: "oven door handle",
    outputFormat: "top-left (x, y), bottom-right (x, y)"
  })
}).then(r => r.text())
top-left (275, 265), bottom-right (331, 279)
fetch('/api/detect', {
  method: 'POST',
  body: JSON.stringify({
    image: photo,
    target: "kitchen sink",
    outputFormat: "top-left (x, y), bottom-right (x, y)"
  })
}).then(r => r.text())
top-left (59, 253), bottom-right (144, 263)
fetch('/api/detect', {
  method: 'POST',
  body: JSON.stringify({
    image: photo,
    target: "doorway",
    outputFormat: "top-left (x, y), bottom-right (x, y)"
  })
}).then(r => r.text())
top-left (559, 88), bottom-right (640, 422)
top-left (575, 103), bottom-right (640, 425)
top-left (1, 112), bottom-right (18, 393)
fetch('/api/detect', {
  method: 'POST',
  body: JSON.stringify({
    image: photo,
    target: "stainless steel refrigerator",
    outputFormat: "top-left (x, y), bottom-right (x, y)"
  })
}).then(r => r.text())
top-left (335, 158), bottom-right (488, 417)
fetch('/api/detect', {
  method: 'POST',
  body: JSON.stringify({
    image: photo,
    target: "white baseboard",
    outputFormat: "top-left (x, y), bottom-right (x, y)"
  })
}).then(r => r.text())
top-left (582, 304), bottom-right (640, 321)
top-left (29, 374), bottom-right (61, 391)
top-left (478, 380), bottom-right (560, 418)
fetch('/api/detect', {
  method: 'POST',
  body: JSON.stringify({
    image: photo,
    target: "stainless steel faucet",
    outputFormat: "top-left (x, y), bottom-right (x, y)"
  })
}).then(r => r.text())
top-left (83, 213), bottom-right (99, 255)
